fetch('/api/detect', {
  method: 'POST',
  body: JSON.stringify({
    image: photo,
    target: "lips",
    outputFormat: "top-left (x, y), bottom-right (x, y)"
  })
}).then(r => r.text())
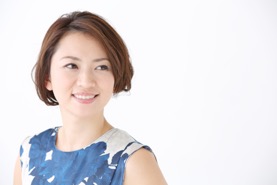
top-left (74, 94), bottom-right (96, 100)
top-left (73, 93), bottom-right (98, 104)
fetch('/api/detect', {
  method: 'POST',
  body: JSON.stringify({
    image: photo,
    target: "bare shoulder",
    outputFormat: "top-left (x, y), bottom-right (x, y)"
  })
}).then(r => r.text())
top-left (123, 148), bottom-right (168, 185)
top-left (13, 155), bottom-right (22, 185)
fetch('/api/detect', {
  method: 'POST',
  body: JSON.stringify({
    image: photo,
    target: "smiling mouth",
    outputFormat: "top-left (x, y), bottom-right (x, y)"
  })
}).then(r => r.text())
top-left (74, 94), bottom-right (97, 100)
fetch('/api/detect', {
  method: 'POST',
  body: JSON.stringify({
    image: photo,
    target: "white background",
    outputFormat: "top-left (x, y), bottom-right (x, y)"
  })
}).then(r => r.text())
top-left (1, 0), bottom-right (277, 185)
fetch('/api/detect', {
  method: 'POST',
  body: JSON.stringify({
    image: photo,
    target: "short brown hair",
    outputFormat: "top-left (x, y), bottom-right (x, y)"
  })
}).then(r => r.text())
top-left (32, 11), bottom-right (134, 106)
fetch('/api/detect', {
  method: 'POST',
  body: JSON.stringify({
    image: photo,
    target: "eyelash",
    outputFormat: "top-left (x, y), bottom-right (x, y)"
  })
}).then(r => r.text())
top-left (95, 65), bottom-right (109, 70)
top-left (65, 63), bottom-right (78, 69)
top-left (64, 64), bottom-right (110, 70)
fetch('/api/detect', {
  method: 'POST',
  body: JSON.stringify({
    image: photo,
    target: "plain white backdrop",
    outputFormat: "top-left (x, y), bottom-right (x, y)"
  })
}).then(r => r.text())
top-left (1, 0), bottom-right (277, 184)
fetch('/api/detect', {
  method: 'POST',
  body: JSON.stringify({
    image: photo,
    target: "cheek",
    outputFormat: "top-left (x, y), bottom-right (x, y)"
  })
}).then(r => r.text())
top-left (108, 76), bottom-right (115, 91)
top-left (50, 70), bottom-right (74, 89)
top-left (100, 74), bottom-right (115, 94)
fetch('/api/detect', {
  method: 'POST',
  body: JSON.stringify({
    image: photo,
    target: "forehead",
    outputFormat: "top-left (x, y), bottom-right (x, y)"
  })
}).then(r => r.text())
top-left (54, 31), bottom-right (107, 59)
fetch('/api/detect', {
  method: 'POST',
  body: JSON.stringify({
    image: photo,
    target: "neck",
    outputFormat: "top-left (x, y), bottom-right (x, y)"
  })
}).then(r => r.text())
top-left (56, 112), bottom-right (113, 152)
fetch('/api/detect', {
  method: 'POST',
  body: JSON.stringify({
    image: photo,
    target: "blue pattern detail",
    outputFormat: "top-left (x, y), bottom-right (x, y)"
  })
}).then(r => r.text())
top-left (20, 128), bottom-right (151, 185)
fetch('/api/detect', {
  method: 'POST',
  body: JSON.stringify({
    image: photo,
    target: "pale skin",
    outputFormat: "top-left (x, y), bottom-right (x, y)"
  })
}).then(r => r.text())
top-left (13, 32), bottom-right (167, 185)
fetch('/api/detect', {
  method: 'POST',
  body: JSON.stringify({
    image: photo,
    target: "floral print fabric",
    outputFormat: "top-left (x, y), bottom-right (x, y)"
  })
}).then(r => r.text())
top-left (20, 127), bottom-right (151, 185)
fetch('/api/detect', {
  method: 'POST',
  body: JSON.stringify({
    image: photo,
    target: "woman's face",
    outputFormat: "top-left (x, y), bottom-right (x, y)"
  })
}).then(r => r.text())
top-left (46, 32), bottom-right (114, 118)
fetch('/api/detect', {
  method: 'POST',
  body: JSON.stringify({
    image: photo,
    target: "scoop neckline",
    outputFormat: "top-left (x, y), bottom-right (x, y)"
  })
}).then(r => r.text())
top-left (52, 127), bottom-right (117, 153)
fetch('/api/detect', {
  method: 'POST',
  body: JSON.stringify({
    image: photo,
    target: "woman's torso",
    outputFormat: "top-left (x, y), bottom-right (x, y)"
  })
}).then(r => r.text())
top-left (20, 127), bottom-right (151, 185)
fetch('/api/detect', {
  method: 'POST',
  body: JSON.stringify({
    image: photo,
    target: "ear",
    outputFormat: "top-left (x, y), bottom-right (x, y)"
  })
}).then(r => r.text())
top-left (45, 77), bottom-right (53, 91)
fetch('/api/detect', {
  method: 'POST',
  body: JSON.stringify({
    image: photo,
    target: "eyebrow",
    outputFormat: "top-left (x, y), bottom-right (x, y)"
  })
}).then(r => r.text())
top-left (60, 56), bottom-right (109, 62)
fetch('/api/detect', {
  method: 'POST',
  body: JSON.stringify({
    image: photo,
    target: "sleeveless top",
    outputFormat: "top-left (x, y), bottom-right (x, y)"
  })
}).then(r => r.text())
top-left (19, 127), bottom-right (152, 185)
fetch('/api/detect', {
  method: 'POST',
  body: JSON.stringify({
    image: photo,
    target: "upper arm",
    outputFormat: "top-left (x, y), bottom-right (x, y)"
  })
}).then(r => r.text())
top-left (123, 148), bottom-right (168, 185)
top-left (13, 155), bottom-right (22, 185)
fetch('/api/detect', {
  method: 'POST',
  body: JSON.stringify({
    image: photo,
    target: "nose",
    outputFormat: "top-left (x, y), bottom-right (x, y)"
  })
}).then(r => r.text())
top-left (77, 68), bottom-right (96, 88)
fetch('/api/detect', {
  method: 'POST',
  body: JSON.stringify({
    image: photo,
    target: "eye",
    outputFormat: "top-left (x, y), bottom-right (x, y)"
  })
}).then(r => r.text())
top-left (95, 65), bottom-right (109, 70)
top-left (65, 63), bottom-right (78, 69)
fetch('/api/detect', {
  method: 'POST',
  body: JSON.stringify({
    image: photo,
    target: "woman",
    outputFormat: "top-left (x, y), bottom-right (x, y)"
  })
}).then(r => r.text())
top-left (13, 11), bottom-right (167, 185)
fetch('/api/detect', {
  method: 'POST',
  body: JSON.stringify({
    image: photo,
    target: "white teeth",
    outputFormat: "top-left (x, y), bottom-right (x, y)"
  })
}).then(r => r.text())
top-left (75, 95), bottom-right (96, 100)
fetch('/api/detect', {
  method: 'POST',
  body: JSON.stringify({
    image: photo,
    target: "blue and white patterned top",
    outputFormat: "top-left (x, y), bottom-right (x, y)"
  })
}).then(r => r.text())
top-left (20, 127), bottom-right (152, 185)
